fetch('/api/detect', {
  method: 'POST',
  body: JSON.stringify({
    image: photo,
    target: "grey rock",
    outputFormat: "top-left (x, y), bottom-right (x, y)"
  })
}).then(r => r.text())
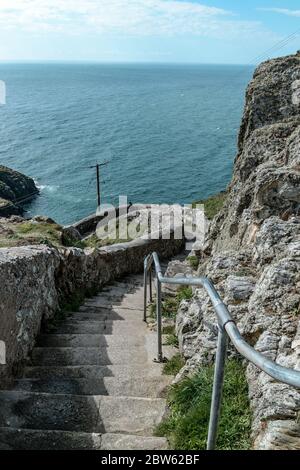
top-left (61, 226), bottom-right (82, 245)
top-left (0, 166), bottom-right (38, 217)
top-left (174, 53), bottom-right (300, 449)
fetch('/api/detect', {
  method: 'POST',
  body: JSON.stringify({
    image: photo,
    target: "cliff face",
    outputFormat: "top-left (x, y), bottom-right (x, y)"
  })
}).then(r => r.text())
top-left (0, 166), bottom-right (38, 217)
top-left (207, 52), bottom-right (300, 254)
top-left (176, 53), bottom-right (300, 449)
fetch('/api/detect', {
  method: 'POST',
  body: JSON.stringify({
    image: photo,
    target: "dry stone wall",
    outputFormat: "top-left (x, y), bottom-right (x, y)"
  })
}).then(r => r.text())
top-left (0, 234), bottom-right (183, 387)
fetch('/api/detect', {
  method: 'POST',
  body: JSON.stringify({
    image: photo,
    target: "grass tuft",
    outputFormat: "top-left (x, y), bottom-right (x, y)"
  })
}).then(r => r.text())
top-left (192, 191), bottom-right (227, 220)
top-left (156, 359), bottom-right (252, 450)
top-left (163, 354), bottom-right (185, 376)
top-left (164, 334), bottom-right (179, 348)
top-left (162, 325), bottom-right (175, 335)
top-left (187, 256), bottom-right (199, 271)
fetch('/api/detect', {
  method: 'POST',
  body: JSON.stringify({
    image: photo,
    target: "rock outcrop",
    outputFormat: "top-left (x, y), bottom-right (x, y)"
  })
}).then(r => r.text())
top-left (0, 166), bottom-right (38, 217)
top-left (176, 52), bottom-right (300, 449)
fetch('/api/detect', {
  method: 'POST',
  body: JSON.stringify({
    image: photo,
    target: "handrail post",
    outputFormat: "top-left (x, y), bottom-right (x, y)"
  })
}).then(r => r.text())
top-left (156, 277), bottom-right (163, 362)
top-left (149, 267), bottom-right (153, 303)
top-left (207, 324), bottom-right (228, 450)
top-left (143, 264), bottom-right (148, 323)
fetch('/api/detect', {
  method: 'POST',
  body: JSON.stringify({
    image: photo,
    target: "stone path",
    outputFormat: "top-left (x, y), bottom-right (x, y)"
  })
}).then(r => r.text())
top-left (0, 271), bottom-right (177, 450)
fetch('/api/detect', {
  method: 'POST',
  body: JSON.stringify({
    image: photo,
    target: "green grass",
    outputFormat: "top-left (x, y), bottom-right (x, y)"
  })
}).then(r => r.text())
top-left (0, 219), bottom-right (134, 249)
top-left (149, 287), bottom-right (193, 321)
top-left (0, 220), bottom-right (63, 248)
top-left (162, 325), bottom-right (176, 335)
top-left (177, 286), bottom-right (193, 302)
top-left (163, 324), bottom-right (179, 348)
top-left (164, 334), bottom-right (179, 348)
top-left (156, 359), bottom-right (252, 450)
top-left (163, 354), bottom-right (185, 375)
top-left (83, 233), bottom-right (133, 249)
top-left (192, 191), bottom-right (227, 220)
top-left (162, 287), bottom-right (193, 319)
top-left (187, 256), bottom-right (199, 271)
top-left (162, 296), bottom-right (180, 318)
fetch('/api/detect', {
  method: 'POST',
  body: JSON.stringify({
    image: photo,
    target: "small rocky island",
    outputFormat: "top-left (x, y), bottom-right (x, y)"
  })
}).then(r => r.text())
top-left (0, 166), bottom-right (38, 217)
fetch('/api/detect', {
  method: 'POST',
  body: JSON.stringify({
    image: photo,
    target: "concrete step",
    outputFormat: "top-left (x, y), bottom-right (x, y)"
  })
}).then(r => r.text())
top-left (24, 364), bottom-right (165, 380)
top-left (14, 375), bottom-right (173, 397)
top-left (101, 433), bottom-right (168, 450)
top-left (69, 310), bottom-right (142, 322)
top-left (0, 428), bottom-right (102, 450)
top-left (0, 391), bottom-right (167, 435)
top-left (31, 347), bottom-right (149, 366)
top-left (84, 295), bottom-right (144, 311)
top-left (53, 320), bottom-right (147, 335)
top-left (37, 333), bottom-right (146, 348)
top-left (0, 428), bottom-right (167, 450)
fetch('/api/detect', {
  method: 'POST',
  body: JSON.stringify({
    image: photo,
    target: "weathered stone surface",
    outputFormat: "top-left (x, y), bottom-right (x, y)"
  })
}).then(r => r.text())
top-left (0, 270), bottom-right (178, 450)
top-left (0, 232), bottom-right (183, 386)
top-left (61, 226), bottom-right (82, 245)
top-left (0, 166), bottom-right (38, 217)
top-left (175, 53), bottom-right (300, 449)
top-left (0, 246), bottom-right (59, 386)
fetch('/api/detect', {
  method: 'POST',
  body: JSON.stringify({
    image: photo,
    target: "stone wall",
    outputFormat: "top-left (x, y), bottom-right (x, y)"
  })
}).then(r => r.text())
top-left (0, 246), bottom-right (60, 387)
top-left (0, 233), bottom-right (183, 387)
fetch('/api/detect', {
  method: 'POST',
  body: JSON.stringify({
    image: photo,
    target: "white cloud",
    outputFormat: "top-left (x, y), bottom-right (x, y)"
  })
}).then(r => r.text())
top-left (0, 0), bottom-right (273, 39)
top-left (259, 8), bottom-right (300, 17)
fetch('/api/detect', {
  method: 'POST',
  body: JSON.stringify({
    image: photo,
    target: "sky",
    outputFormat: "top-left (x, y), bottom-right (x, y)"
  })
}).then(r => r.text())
top-left (0, 0), bottom-right (299, 64)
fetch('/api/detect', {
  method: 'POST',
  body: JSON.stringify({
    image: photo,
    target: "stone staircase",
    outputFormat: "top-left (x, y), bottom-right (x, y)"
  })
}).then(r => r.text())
top-left (0, 272), bottom-right (177, 450)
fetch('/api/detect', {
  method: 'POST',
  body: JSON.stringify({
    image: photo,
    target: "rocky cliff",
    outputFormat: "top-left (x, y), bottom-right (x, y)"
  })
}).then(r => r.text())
top-left (176, 52), bottom-right (300, 449)
top-left (0, 166), bottom-right (38, 217)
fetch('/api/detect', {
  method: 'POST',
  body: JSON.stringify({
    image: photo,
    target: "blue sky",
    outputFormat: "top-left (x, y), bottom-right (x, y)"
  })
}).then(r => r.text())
top-left (0, 0), bottom-right (299, 64)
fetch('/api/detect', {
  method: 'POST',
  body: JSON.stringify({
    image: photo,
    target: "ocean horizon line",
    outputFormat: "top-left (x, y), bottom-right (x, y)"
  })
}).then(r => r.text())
top-left (0, 60), bottom-right (256, 67)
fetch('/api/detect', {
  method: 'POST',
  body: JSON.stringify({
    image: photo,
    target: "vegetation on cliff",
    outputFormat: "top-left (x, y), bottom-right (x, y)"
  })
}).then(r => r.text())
top-left (156, 360), bottom-right (251, 450)
top-left (0, 216), bottom-right (134, 249)
top-left (192, 191), bottom-right (227, 220)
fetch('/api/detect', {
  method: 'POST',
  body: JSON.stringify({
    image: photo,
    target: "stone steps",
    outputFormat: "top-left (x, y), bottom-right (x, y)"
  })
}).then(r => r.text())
top-left (0, 428), bottom-right (168, 450)
top-left (0, 269), bottom-right (179, 450)
top-left (31, 347), bottom-right (149, 366)
top-left (0, 391), bottom-right (167, 435)
top-left (53, 320), bottom-right (147, 335)
top-left (68, 310), bottom-right (142, 322)
top-left (30, 338), bottom-right (174, 366)
top-left (13, 376), bottom-right (172, 397)
top-left (37, 333), bottom-right (146, 348)
top-left (24, 364), bottom-right (166, 379)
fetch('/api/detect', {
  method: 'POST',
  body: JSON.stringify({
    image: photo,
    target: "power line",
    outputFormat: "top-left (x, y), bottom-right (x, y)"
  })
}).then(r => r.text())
top-left (89, 161), bottom-right (110, 207)
top-left (248, 28), bottom-right (300, 66)
top-left (0, 189), bottom-right (39, 211)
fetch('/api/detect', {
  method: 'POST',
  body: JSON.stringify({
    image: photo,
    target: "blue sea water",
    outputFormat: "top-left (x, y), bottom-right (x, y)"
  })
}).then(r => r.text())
top-left (0, 63), bottom-right (253, 225)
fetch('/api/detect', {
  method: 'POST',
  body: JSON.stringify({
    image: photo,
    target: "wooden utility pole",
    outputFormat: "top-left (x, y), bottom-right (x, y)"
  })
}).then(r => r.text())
top-left (90, 161), bottom-right (109, 207)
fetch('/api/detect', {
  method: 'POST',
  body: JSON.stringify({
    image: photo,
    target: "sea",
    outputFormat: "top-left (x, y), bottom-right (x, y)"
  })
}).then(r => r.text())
top-left (0, 63), bottom-right (254, 225)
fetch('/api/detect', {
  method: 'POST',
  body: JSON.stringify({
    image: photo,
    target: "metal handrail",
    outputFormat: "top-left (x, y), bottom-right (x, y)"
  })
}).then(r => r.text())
top-left (143, 251), bottom-right (300, 450)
